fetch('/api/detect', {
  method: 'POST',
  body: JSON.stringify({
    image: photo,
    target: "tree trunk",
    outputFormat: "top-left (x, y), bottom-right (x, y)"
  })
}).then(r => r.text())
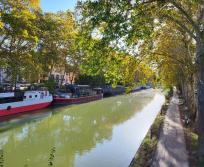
top-left (194, 75), bottom-right (199, 123)
top-left (188, 77), bottom-right (197, 121)
top-left (196, 40), bottom-right (204, 158)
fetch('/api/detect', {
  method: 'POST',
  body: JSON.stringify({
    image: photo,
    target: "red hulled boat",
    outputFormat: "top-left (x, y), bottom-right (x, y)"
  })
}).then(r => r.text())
top-left (53, 94), bottom-right (103, 105)
top-left (52, 85), bottom-right (103, 105)
top-left (0, 91), bottom-right (53, 117)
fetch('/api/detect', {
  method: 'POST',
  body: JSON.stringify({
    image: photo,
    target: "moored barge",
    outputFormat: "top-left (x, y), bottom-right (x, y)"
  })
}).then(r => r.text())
top-left (0, 90), bottom-right (53, 117)
top-left (52, 84), bottom-right (103, 105)
top-left (53, 94), bottom-right (103, 105)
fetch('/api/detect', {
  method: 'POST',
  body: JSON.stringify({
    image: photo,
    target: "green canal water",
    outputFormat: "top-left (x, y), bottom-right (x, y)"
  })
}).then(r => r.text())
top-left (0, 89), bottom-right (165, 167)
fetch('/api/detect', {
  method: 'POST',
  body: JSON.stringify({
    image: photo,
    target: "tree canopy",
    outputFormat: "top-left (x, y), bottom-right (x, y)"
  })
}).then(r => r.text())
top-left (0, 0), bottom-right (39, 84)
top-left (0, 0), bottom-right (80, 85)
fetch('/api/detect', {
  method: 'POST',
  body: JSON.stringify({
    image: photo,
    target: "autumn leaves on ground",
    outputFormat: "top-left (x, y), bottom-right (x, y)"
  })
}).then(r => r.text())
top-left (1, 0), bottom-right (204, 165)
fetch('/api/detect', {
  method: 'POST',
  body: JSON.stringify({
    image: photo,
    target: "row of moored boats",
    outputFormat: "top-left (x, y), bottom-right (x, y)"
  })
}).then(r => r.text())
top-left (0, 85), bottom-right (103, 117)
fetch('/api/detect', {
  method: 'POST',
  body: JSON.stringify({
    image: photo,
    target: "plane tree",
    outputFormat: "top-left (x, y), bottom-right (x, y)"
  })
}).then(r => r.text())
top-left (36, 11), bottom-right (79, 84)
top-left (0, 0), bottom-right (40, 85)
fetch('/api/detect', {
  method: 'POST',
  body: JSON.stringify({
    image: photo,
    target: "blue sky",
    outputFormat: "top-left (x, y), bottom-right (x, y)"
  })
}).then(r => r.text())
top-left (40, 0), bottom-right (77, 12)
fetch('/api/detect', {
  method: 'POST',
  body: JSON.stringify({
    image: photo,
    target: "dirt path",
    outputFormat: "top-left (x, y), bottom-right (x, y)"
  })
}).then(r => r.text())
top-left (152, 91), bottom-right (189, 167)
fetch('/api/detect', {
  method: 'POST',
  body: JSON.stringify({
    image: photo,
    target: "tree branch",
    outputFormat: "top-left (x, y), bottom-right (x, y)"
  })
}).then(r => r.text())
top-left (151, 51), bottom-right (185, 65)
top-left (163, 14), bottom-right (197, 41)
top-left (169, 0), bottom-right (199, 33)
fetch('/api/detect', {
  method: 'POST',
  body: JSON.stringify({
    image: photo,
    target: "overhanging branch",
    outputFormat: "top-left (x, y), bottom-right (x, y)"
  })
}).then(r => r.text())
top-left (169, 0), bottom-right (199, 34)
top-left (163, 14), bottom-right (197, 41)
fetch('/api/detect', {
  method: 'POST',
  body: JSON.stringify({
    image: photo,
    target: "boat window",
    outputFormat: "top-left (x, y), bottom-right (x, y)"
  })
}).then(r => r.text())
top-left (29, 95), bottom-right (32, 98)
top-left (35, 95), bottom-right (38, 98)
top-left (24, 96), bottom-right (26, 99)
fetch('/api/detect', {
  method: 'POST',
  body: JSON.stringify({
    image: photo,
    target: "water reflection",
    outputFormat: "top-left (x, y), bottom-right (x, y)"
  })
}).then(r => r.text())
top-left (0, 89), bottom-right (164, 167)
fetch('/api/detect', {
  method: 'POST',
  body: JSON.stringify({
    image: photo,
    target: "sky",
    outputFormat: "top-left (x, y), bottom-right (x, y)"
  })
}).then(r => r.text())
top-left (40, 0), bottom-right (77, 12)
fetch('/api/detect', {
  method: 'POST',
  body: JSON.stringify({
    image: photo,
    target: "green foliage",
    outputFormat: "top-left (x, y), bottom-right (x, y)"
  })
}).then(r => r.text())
top-left (43, 78), bottom-right (57, 94)
top-left (0, 1), bottom-right (80, 86)
top-left (180, 102), bottom-right (200, 166)
top-left (78, 36), bottom-right (156, 86)
top-left (75, 74), bottom-right (106, 87)
top-left (0, 0), bottom-right (40, 83)
top-left (77, 0), bottom-right (173, 86)
top-left (163, 88), bottom-right (173, 99)
top-left (37, 11), bottom-right (79, 74)
top-left (77, 0), bottom-right (202, 88)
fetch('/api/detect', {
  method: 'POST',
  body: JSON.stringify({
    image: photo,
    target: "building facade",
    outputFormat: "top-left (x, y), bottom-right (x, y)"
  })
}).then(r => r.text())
top-left (38, 68), bottom-right (76, 86)
top-left (0, 67), bottom-right (76, 85)
top-left (49, 70), bottom-right (76, 86)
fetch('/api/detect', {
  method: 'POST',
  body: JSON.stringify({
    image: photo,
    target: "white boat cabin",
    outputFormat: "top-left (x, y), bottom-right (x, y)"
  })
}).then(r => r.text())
top-left (23, 91), bottom-right (50, 100)
top-left (0, 91), bottom-right (50, 101)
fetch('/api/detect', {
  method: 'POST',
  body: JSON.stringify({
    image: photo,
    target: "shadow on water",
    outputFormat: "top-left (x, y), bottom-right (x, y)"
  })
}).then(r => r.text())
top-left (0, 89), bottom-right (164, 167)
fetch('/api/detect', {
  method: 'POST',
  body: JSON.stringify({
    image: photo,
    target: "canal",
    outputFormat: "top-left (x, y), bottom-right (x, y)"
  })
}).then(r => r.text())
top-left (0, 89), bottom-right (165, 167)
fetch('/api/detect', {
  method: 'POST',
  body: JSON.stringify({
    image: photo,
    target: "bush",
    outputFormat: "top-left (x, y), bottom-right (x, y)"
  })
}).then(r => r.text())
top-left (44, 78), bottom-right (57, 94)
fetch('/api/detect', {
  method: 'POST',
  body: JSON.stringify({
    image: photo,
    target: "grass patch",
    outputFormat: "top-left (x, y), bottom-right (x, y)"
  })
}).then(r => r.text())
top-left (163, 88), bottom-right (173, 100)
top-left (178, 99), bottom-right (204, 167)
top-left (184, 127), bottom-right (198, 167)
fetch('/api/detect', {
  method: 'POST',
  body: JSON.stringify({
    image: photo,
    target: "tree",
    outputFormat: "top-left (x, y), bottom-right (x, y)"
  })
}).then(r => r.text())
top-left (0, 1), bottom-right (80, 86)
top-left (75, 74), bottom-right (106, 87)
top-left (78, 38), bottom-right (155, 87)
top-left (77, 0), bottom-right (204, 157)
top-left (143, 20), bottom-right (196, 104)
top-left (37, 11), bottom-right (79, 84)
top-left (0, 0), bottom-right (40, 85)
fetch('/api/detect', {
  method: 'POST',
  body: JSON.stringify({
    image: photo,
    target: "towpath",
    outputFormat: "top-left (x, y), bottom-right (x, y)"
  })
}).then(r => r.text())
top-left (152, 91), bottom-right (189, 167)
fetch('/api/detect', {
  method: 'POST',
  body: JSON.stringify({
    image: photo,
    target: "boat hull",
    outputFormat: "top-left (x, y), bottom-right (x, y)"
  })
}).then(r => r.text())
top-left (0, 102), bottom-right (52, 117)
top-left (53, 94), bottom-right (103, 105)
